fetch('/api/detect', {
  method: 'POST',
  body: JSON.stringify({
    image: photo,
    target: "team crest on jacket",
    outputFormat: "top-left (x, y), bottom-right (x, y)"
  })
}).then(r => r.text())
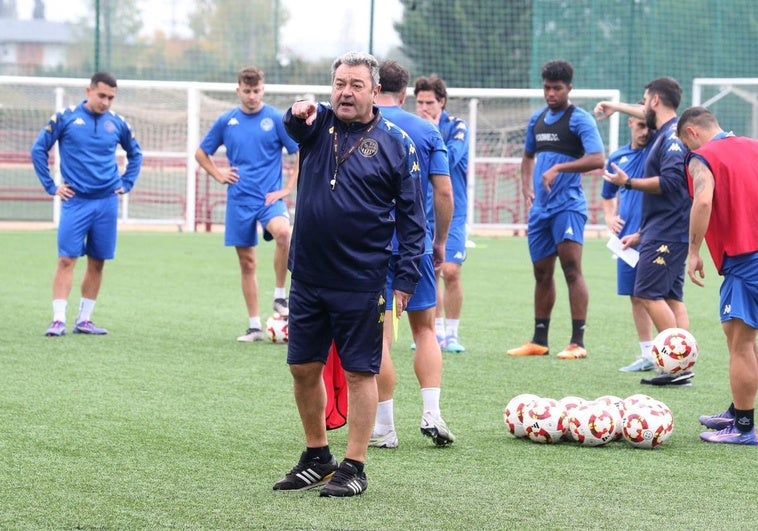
top-left (260, 117), bottom-right (274, 131)
top-left (359, 138), bottom-right (379, 158)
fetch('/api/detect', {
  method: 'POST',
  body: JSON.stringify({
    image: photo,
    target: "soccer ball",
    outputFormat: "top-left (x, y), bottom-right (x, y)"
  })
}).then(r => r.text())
top-left (652, 328), bottom-right (698, 373)
top-left (503, 393), bottom-right (540, 438)
top-left (624, 393), bottom-right (655, 409)
top-left (621, 402), bottom-right (674, 449)
top-left (595, 395), bottom-right (625, 440)
top-left (522, 397), bottom-right (568, 444)
top-left (558, 395), bottom-right (586, 412)
top-left (265, 315), bottom-right (289, 343)
top-left (567, 402), bottom-right (617, 446)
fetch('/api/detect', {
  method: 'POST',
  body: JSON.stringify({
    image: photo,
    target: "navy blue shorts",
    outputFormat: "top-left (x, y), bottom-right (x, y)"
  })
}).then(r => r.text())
top-left (286, 278), bottom-right (386, 374)
top-left (633, 240), bottom-right (686, 301)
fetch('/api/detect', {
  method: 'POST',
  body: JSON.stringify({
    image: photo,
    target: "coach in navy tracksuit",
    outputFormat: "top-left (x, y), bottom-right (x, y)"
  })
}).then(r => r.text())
top-left (273, 52), bottom-right (426, 497)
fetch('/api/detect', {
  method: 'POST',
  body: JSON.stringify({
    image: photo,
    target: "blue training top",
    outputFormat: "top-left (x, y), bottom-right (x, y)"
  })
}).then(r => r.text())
top-left (284, 104), bottom-right (426, 294)
top-left (31, 101), bottom-right (143, 199)
top-left (601, 142), bottom-right (652, 238)
top-left (524, 104), bottom-right (604, 220)
top-left (439, 110), bottom-right (469, 222)
top-left (378, 104), bottom-right (449, 255)
top-left (199, 104), bottom-right (298, 205)
top-left (640, 117), bottom-right (689, 242)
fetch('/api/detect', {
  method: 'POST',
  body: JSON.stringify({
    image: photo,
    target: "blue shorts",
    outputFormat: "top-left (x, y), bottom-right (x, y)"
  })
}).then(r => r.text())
top-left (719, 253), bottom-right (758, 328)
top-left (286, 279), bottom-right (385, 374)
top-left (633, 240), bottom-right (686, 301)
top-left (58, 194), bottom-right (119, 259)
top-left (444, 218), bottom-right (467, 264)
top-left (385, 253), bottom-right (436, 312)
top-left (617, 258), bottom-right (637, 296)
top-left (224, 200), bottom-right (289, 247)
top-left (527, 210), bottom-right (586, 262)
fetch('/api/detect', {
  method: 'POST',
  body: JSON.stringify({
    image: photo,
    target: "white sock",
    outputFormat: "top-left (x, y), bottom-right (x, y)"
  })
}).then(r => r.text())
top-left (640, 340), bottom-right (654, 361)
top-left (77, 298), bottom-right (96, 322)
top-left (375, 399), bottom-right (395, 432)
top-left (435, 318), bottom-right (445, 337)
top-left (421, 387), bottom-right (441, 418)
top-left (274, 287), bottom-right (286, 299)
top-left (249, 316), bottom-right (261, 329)
top-left (53, 299), bottom-right (67, 322)
top-left (445, 318), bottom-right (460, 338)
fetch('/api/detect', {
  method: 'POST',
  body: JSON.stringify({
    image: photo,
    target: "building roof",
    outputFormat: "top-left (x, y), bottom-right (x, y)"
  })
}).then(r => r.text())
top-left (0, 19), bottom-right (75, 44)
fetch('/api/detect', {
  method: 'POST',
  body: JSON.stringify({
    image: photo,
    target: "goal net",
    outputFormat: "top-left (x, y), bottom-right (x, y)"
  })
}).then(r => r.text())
top-left (0, 76), bottom-right (618, 233)
top-left (692, 78), bottom-right (758, 139)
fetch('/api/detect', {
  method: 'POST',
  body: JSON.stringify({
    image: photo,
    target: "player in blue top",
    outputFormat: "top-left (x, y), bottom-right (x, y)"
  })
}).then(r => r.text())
top-left (507, 60), bottom-right (605, 360)
top-left (415, 74), bottom-right (470, 353)
top-left (195, 66), bottom-right (299, 342)
top-left (597, 77), bottom-right (693, 386)
top-left (31, 71), bottom-right (143, 337)
top-left (370, 60), bottom-right (454, 449)
top-left (600, 115), bottom-right (655, 372)
top-left (274, 52), bottom-right (426, 497)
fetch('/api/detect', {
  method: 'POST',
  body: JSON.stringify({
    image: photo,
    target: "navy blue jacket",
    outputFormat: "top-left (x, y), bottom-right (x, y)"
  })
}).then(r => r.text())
top-left (284, 104), bottom-right (425, 293)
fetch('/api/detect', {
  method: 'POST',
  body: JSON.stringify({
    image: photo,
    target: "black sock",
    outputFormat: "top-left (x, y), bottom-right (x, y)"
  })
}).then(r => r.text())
top-left (570, 319), bottom-right (586, 347)
top-left (733, 409), bottom-right (754, 433)
top-left (533, 318), bottom-right (550, 346)
top-left (727, 402), bottom-right (736, 416)
top-left (305, 445), bottom-right (331, 462)
top-left (343, 457), bottom-right (364, 473)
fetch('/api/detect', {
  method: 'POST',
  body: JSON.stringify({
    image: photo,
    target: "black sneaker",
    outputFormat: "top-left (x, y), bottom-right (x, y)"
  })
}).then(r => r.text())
top-left (319, 461), bottom-right (367, 497)
top-left (273, 452), bottom-right (338, 491)
top-left (640, 370), bottom-right (694, 386)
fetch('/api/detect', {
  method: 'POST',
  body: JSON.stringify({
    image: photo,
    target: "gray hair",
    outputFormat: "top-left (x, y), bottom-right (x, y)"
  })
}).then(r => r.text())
top-left (331, 51), bottom-right (380, 87)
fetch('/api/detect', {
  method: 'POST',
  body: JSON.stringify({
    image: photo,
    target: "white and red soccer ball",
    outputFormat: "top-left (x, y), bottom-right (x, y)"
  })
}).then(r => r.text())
top-left (503, 393), bottom-right (540, 438)
top-left (651, 327), bottom-right (698, 373)
top-left (567, 401), bottom-right (618, 446)
top-left (265, 314), bottom-right (289, 343)
top-left (522, 398), bottom-right (568, 444)
top-left (621, 399), bottom-right (674, 449)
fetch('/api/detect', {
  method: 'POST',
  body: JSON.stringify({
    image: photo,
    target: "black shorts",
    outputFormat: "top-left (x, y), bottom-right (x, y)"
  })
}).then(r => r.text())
top-left (286, 278), bottom-right (386, 373)
top-left (633, 240), bottom-right (686, 301)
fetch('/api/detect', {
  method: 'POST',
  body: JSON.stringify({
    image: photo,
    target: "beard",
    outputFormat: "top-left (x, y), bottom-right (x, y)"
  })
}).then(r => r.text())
top-left (645, 108), bottom-right (657, 130)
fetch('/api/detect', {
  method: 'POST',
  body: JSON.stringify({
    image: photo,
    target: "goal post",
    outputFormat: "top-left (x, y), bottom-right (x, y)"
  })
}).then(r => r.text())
top-left (0, 75), bottom-right (618, 234)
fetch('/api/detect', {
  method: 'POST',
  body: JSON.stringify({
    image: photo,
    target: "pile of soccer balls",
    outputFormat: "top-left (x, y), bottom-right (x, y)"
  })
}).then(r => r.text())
top-left (504, 393), bottom-right (674, 449)
top-left (265, 313), bottom-right (289, 343)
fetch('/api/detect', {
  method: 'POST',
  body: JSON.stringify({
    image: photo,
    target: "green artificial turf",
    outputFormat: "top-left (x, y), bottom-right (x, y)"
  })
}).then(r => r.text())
top-left (0, 231), bottom-right (755, 529)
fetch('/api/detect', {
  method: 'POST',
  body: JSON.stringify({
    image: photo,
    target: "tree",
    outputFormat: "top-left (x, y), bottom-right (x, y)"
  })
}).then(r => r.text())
top-left (66, 0), bottom-right (145, 73)
top-left (395, 0), bottom-right (532, 88)
top-left (188, 0), bottom-right (290, 78)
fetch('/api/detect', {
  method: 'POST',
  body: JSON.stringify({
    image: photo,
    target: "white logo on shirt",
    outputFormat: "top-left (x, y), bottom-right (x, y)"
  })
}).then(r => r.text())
top-left (260, 117), bottom-right (274, 132)
top-left (74, 118), bottom-right (85, 125)
top-left (668, 143), bottom-right (682, 152)
top-left (565, 226), bottom-right (574, 236)
top-left (228, 118), bottom-right (240, 126)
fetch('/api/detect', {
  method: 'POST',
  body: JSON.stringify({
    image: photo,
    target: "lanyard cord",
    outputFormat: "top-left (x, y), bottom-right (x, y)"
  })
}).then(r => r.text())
top-left (330, 112), bottom-right (381, 190)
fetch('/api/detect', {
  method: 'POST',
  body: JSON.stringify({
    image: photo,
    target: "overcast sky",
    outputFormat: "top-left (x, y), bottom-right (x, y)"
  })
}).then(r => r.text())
top-left (14, 0), bottom-right (403, 59)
